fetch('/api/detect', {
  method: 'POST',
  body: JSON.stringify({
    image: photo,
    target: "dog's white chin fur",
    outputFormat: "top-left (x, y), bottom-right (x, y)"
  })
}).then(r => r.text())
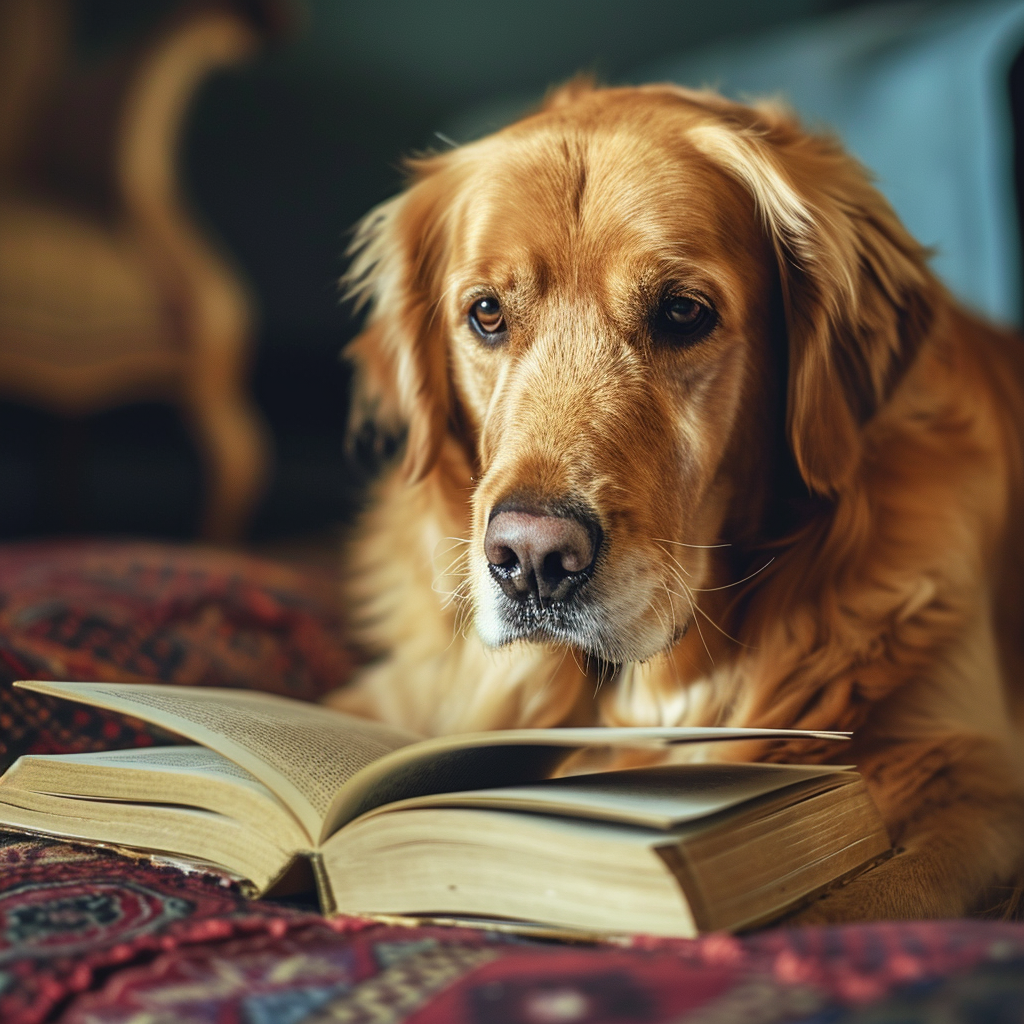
top-left (473, 564), bottom-right (678, 663)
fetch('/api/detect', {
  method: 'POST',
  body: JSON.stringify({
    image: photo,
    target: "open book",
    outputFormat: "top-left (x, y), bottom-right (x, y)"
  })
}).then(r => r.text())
top-left (0, 680), bottom-right (891, 937)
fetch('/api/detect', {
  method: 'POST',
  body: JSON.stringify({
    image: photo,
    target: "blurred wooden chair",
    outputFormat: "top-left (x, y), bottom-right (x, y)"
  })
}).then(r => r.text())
top-left (0, 0), bottom-right (284, 540)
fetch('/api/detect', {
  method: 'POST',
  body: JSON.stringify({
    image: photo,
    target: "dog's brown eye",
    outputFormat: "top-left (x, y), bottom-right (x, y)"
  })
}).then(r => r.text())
top-left (657, 296), bottom-right (715, 342)
top-left (469, 297), bottom-right (507, 342)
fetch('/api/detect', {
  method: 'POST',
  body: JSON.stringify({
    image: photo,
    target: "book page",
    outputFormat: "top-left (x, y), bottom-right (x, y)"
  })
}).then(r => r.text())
top-left (322, 725), bottom-right (851, 840)
top-left (322, 806), bottom-right (695, 937)
top-left (357, 763), bottom-right (855, 830)
top-left (0, 790), bottom-right (290, 892)
top-left (14, 681), bottom-right (420, 842)
top-left (4, 746), bottom-right (310, 849)
top-left (15, 681), bottom-right (850, 845)
top-left (28, 745), bottom-right (269, 784)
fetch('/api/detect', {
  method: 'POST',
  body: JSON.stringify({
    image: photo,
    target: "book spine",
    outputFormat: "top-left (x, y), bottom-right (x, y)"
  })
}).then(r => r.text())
top-left (310, 851), bottom-right (337, 916)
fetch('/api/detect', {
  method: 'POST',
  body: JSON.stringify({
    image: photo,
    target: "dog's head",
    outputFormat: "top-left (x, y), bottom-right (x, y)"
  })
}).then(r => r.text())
top-left (344, 83), bottom-right (935, 663)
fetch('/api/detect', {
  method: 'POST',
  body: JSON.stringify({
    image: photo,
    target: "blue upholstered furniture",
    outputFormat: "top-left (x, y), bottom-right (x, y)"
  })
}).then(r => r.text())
top-left (639, 1), bottom-right (1024, 326)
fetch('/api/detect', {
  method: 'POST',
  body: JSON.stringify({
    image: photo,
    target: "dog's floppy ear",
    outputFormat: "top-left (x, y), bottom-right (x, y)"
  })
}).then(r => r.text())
top-left (688, 98), bottom-right (936, 495)
top-left (342, 159), bottom-right (455, 482)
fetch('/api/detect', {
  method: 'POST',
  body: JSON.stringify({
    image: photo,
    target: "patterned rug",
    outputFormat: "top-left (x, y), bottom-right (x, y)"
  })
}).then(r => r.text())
top-left (1, 830), bottom-right (1022, 1024)
top-left (0, 539), bottom-right (353, 770)
top-left (0, 834), bottom-right (322, 1023)
top-left (1, 540), bottom-right (1022, 1024)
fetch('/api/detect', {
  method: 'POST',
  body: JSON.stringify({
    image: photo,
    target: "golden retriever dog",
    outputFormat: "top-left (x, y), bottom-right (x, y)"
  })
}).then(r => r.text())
top-left (330, 81), bottom-right (1024, 923)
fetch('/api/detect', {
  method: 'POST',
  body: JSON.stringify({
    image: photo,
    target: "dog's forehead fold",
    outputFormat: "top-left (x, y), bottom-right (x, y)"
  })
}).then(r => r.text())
top-left (449, 130), bottom-right (763, 289)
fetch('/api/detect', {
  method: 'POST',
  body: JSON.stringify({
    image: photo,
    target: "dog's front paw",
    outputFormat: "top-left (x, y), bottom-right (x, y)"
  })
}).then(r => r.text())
top-left (781, 889), bottom-right (858, 926)
top-left (776, 848), bottom-right (973, 927)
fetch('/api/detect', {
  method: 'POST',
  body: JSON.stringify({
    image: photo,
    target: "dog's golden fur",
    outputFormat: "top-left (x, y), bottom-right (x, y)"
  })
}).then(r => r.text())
top-left (331, 83), bottom-right (1024, 922)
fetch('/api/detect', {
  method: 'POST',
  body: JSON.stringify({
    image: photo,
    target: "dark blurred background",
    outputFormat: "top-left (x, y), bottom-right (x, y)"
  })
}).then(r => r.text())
top-left (1, 0), bottom-right (1021, 549)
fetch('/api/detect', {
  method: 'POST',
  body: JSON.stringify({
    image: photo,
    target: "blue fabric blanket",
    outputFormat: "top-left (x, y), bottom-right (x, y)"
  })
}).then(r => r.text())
top-left (639, 1), bottom-right (1024, 327)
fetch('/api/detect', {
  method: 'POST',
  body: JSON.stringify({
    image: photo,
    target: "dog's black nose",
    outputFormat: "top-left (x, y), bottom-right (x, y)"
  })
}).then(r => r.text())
top-left (485, 509), bottom-right (599, 602)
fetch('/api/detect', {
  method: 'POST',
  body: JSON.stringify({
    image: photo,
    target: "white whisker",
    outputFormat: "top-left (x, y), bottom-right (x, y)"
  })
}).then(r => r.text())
top-left (689, 557), bottom-right (775, 593)
top-left (655, 541), bottom-right (693, 579)
top-left (676, 579), bottom-right (714, 667)
top-left (654, 537), bottom-right (731, 550)
top-left (666, 585), bottom-right (753, 649)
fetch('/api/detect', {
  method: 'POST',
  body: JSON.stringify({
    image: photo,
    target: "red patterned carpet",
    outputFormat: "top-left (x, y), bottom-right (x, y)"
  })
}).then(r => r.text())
top-left (0, 540), bottom-right (1022, 1024)
top-left (0, 539), bottom-right (352, 769)
top-left (2, 831), bottom-right (1022, 1024)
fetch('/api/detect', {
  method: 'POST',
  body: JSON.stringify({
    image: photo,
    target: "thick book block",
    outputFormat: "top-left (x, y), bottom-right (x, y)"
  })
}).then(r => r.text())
top-left (0, 680), bottom-right (889, 936)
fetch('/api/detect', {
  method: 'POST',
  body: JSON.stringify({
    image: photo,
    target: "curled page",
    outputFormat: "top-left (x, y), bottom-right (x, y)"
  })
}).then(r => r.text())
top-left (14, 680), bottom-right (849, 844)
